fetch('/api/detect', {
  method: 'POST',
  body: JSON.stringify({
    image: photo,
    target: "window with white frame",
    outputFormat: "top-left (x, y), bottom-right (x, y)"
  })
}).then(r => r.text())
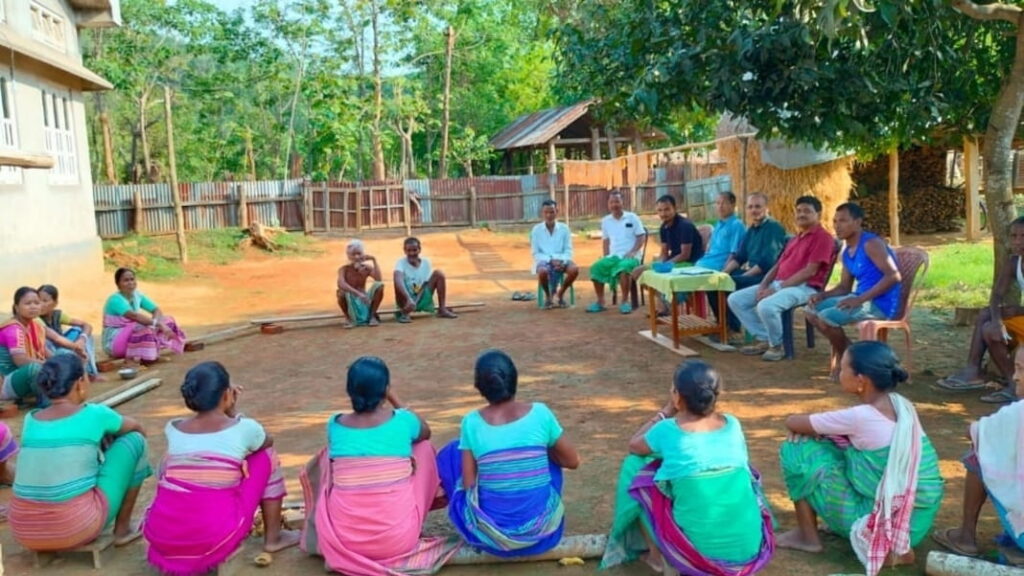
top-left (0, 77), bottom-right (21, 184)
top-left (30, 2), bottom-right (67, 52)
top-left (42, 89), bottom-right (77, 184)
top-left (0, 1), bottom-right (7, 24)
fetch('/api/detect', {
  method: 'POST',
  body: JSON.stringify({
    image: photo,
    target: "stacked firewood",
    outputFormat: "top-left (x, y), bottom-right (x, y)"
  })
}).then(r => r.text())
top-left (854, 186), bottom-right (964, 236)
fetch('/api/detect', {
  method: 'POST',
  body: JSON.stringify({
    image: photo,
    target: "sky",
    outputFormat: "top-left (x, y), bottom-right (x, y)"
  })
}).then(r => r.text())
top-left (208, 0), bottom-right (247, 12)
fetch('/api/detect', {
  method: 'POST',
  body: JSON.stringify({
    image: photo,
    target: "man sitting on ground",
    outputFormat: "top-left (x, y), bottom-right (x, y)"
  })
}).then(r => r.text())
top-left (394, 236), bottom-right (458, 323)
top-left (805, 202), bottom-right (902, 378)
top-left (531, 199), bottom-right (578, 309)
top-left (628, 194), bottom-right (704, 315)
top-left (727, 195), bottom-right (834, 361)
top-left (588, 191), bottom-right (648, 314)
top-left (337, 240), bottom-right (384, 328)
top-left (713, 192), bottom-right (787, 341)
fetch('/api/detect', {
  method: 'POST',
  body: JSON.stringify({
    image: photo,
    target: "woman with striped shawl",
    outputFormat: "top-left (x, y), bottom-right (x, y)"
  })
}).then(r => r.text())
top-left (778, 341), bottom-right (944, 575)
top-left (102, 268), bottom-right (186, 364)
top-left (437, 349), bottom-right (580, 557)
top-left (0, 287), bottom-right (51, 407)
top-left (300, 356), bottom-right (460, 576)
top-left (9, 355), bottom-right (151, 551)
top-left (144, 361), bottom-right (299, 576)
top-left (600, 360), bottom-right (774, 575)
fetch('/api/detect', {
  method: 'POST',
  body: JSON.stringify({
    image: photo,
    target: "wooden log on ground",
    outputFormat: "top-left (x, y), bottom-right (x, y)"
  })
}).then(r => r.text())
top-left (186, 324), bottom-right (259, 348)
top-left (926, 551), bottom-right (1024, 576)
top-left (90, 371), bottom-right (160, 405)
top-left (100, 378), bottom-right (162, 408)
top-left (250, 302), bottom-right (486, 325)
top-left (447, 534), bottom-right (606, 565)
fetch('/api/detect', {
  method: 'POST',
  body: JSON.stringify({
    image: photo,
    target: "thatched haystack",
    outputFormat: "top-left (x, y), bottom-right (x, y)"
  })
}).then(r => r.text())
top-left (716, 115), bottom-right (853, 233)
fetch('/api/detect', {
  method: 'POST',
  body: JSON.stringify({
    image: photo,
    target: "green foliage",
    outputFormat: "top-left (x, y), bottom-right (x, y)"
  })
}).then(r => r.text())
top-left (554, 0), bottom-right (1015, 157)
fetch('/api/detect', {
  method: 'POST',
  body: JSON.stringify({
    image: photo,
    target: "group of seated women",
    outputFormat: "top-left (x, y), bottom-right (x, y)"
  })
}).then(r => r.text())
top-left (0, 268), bottom-right (186, 407)
top-left (0, 340), bottom-right (1020, 575)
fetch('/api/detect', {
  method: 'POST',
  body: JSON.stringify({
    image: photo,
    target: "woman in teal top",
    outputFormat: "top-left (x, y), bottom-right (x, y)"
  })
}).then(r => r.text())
top-left (600, 360), bottom-right (774, 574)
top-left (437, 349), bottom-right (580, 557)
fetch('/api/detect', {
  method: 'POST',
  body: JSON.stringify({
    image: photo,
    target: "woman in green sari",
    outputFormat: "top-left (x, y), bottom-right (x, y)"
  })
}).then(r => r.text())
top-left (600, 360), bottom-right (774, 575)
top-left (778, 341), bottom-right (943, 574)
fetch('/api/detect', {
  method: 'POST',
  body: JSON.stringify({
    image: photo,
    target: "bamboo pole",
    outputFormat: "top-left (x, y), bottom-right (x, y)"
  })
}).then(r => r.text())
top-left (403, 186), bottom-right (412, 237)
top-left (888, 148), bottom-right (900, 247)
top-left (964, 136), bottom-right (982, 241)
top-left (926, 551), bottom-right (1024, 575)
top-left (302, 179), bottom-right (312, 234)
top-left (548, 139), bottom-right (557, 199)
top-left (164, 85), bottom-right (188, 263)
top-left (563, 182), bottom-right (570, 228)
top-left (250, 302), bottom-right (485, 325)
top-left (469, 186), bottom-right (478, 227)
top-left (90, 372), bottom-right (160, 405)
top-left (102, 378), bottom-right (162, 408)
top-left (323, 183), bottom-right (331, 234)
top-left (447, 534), bottom-right (606, 565)
top-left (237, 183), bottom-right (249, 228)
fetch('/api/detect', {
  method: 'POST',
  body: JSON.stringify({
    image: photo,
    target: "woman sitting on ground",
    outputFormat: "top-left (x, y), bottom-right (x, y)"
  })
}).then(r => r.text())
top-left (0, 287), bottom-right (51, 407)
top-left (932, 346), bottom-right (1024, 564)
top-left (437, 349), bottom-right (580, 557)
top-left (144, 361), bottom-right (299, 576)
top-left (600, 360), bottom-right (774, 574)
top-left (8, 355), bottom-right (151, 551)
top-left (301, 356), bottom-right (459, 576)
top-left (102, 268), bottom-right (186, 365)
top-left (38, 284), bottom-right (101, 381)
top-left (778, 340), bottom-right (944, 575)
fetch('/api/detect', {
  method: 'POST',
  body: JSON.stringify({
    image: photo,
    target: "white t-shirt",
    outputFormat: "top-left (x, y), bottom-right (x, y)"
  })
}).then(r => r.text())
top-left (165, 416), bottom-right (267, 459)
top-left (395, 257), bottom-right (433, 290)
top-left (601, 211), bottom-right (645, 258)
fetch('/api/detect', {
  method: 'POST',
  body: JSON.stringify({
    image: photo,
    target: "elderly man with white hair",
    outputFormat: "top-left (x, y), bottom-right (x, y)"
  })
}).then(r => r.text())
top-left (336, 239), bottom-right (385, 327)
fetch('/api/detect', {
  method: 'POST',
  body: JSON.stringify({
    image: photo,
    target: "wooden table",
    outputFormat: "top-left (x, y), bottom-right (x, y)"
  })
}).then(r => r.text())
top-left (637, 269), bottom-right (736, 351)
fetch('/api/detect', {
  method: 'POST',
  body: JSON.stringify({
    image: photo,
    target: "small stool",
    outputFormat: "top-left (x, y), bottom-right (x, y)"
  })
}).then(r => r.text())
top-left (32, 534), bottom-right (115, 569)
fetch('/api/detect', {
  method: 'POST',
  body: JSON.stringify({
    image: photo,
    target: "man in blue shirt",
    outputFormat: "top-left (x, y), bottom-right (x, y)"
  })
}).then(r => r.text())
top-left (696, 192), bottom-right (745, 271)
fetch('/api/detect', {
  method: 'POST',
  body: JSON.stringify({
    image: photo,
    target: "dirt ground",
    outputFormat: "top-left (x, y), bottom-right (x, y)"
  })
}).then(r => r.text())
top-left (0, 227), bottom-right (1009, 575)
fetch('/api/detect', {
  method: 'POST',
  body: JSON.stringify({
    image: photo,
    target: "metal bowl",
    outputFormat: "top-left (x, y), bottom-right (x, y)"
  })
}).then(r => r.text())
top-left (118, 367), bottom-right (138, 380)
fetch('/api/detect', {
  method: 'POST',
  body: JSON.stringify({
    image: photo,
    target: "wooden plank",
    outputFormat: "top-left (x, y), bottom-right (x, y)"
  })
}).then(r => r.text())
top-left (33, 534), bottom-right (115, 569)
top-left (322, 183), bottom-right (331, 234)
top-left (186, 324), bottom-right (258, 346)
top-left (0, 149), bottom-right (54, 168)
top-left (692, 335), bottom-right (736, 352)
top-left (638, 330), bottom-right (700, 357)
top-left (403, 186), bottom-right (412, 236)
top-left (250, 302), bottom-right (485, 325)
top-left (926, 551), bottom-right (1024, 575)
top-left (101, 378), bottom-right (162, 408)
top-left (90, 371), bottom-right (160, 405)
top-left (448, 534), bottom-right (606, 566)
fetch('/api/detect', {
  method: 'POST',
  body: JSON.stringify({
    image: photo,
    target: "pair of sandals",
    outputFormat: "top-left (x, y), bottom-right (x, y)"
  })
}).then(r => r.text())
top-left (585, 302), bottom-right (632, 314)
top-left (934, 375), bottom-right (1019, 403)
top-left (510, 291), bottom-right (535, 302)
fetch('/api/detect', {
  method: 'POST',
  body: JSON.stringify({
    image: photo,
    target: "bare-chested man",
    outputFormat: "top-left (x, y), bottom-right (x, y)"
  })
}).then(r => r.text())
top-left (336, 239), bottom-right (384, 327)
top-left (394, 237), bottom-right (458, 323)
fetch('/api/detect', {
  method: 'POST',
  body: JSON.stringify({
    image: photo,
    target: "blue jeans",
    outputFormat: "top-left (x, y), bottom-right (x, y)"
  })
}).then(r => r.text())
top-left (727, 281), bottom-right (816, 346)
top-left (805, 295), bottom-right (885, 327)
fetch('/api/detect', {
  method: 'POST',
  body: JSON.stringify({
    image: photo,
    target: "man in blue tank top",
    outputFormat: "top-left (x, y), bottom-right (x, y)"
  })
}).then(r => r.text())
top-left (805, 202), bottom-right (902, 378)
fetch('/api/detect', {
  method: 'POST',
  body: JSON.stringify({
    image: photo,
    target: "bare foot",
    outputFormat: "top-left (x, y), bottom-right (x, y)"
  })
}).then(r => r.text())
top-left (341, 321), bottom-right (354, 329)
top-left (887, 549), bottom-right (915, 565)
top-left (640, 551), bottom-right (664, 573)
top-left (437, 307), bottom-right (458, 319)
top-left (264, 529), bottom-right (301, 553)
top-left (114, 525), bottom-right (143, 547)
top-left (368, 317), bottom-right (380, 326)
top-left (776, 528), bottom-right (824, 553)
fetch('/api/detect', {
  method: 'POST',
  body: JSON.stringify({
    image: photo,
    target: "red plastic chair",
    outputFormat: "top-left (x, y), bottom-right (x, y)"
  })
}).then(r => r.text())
top-left (855, 246), bottom-right (929, 371)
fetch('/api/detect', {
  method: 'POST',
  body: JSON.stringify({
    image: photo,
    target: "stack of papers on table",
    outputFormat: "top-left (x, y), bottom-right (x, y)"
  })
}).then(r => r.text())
top-left (673, 266), bottom-right (716, 276)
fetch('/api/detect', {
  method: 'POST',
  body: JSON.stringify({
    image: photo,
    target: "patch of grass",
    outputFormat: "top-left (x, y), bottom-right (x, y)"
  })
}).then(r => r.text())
top-left (103, 228), bottom-right (319, 281)
top-left (917, 242), bottom-right (992, 309)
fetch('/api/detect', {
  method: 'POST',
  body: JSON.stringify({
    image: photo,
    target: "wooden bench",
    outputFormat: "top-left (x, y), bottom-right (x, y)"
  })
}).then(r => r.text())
top-left (32, 534), bottom-right (114, 569)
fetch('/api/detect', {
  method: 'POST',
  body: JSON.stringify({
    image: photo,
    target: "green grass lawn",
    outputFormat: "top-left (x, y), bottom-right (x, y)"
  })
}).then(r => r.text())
top-left (102, 228), bottom-right (320, 280)
top-left (916, 242), bottom-right (993, 309)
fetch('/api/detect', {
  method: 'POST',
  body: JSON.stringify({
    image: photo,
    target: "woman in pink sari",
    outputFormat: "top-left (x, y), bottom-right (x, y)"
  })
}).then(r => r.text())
top-left (300, 356), bottom-right (459, 576)
top-left (102, 268), bottom-right (185, 364)
top-left (144, 361), bottom-right (299, 576)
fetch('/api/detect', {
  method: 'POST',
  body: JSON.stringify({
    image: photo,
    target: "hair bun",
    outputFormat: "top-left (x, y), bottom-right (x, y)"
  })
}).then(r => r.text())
top-left (892, 367), bottom-right (909, 385)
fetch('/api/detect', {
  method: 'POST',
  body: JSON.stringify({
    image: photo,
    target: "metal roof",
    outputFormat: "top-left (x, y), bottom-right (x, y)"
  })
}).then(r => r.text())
top-left (489, 100), bottom-right (595, 150)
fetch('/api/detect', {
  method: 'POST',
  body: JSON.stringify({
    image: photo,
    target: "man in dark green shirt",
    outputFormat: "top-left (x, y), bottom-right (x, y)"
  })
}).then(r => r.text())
top-left (712, 192), bottom-right (787, 335)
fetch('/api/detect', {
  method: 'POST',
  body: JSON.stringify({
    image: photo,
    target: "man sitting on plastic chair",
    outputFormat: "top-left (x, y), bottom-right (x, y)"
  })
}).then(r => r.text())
top-left (627, 194), bottom-right (704, 315)
top-left (588, 191), bottom-right (648, 314)
top-left (805, 202), bottom-right (902, 380)
top-left (531, 199), bottom-right (578, 309)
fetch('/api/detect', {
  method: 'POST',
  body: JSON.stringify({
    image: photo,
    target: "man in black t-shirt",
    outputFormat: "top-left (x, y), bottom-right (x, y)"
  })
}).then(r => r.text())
top-left (630, 194), bottom-right (703, 313)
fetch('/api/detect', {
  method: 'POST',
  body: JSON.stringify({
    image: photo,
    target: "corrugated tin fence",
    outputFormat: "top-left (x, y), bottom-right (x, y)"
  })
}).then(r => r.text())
top-left (94, 167), bottom-right (728, 238)
top-left (94, 179), bottom-right (305, 238)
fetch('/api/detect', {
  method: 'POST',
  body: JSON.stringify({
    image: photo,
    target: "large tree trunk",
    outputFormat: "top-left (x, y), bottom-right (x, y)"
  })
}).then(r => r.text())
top-left (370, 0), bottom-right (386, 181)
top-left (439, 25), bottom-right (455, 178)
top-left (954, 1), bottom-right (1024, 299)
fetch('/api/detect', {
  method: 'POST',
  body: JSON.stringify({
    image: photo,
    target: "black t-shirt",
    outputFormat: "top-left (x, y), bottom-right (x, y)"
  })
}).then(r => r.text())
top-left (659, 214), bottom-right (704, 263)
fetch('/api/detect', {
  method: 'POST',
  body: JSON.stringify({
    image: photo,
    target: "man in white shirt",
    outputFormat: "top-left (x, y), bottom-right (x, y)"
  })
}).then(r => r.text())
top-left (588, 191), bottom-right (646, 314)
top-left (393, 237), bottom-right (458, 323)
top-left (531, 200), bottom-right (578, 309)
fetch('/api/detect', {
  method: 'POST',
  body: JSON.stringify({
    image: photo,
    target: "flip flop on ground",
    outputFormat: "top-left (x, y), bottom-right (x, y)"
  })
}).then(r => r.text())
top-left (931, 528), bottom-right (979, 557)
top-left (980, 387), bottom-right (1018, 404)
top-left (585, 302), bottom-right (606, 313)
top-left (934, 375), bottom-right (989, 392)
